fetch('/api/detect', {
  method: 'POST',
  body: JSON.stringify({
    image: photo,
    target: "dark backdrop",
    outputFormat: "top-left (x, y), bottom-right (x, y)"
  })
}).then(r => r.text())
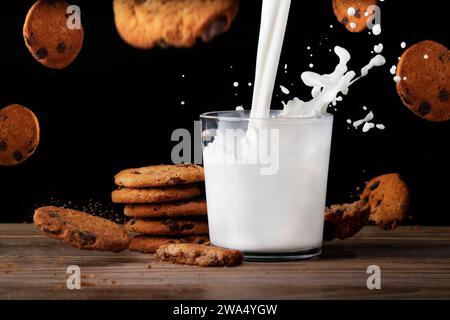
top-left (0, 0), bottom-right (448, 224)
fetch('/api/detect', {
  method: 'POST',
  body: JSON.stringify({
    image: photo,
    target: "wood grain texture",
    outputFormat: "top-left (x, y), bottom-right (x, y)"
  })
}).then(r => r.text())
top-left (1, 224), bottom-right (449, 300)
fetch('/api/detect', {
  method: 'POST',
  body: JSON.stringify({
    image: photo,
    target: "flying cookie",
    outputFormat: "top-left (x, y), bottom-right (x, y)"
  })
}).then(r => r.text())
top-left (23, 0), bottom-right (84, 69)
top-left (396, 40), bottom-right (449, 122)
top-left (34, 206), bottom-right (131, 252)
top-left (360, 173), bottom-right (410, 230)
top-left (332, 0), bottom-right (378, 33)
top-left (113, 0), bottom-right (239, 49)
top-left (0, 104), bottom-right (40, 166)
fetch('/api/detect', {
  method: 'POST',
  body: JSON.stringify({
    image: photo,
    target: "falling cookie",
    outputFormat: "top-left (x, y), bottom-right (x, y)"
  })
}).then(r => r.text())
top-left (0, 104), bottom-right (40, 166)
top-left (129, 235), bottom-right (209, 253)
top-left (323, 200), bottom-right (370, 241)
top-left (360, 173), bottom-right (410, 230)
top-left (332, 0), bottom-right (378, 33)
top-left (23, 0), bottom-right (84, 69)
top-left (156, 243), bottom-right (243, 267)
top-left (115, 164), bottom-right (204, 188)
top-left (34, 206), bottom-right (131, 252)
top-left (396, 40), bottom-right (450, 122)
top-left (112, 185), bottom-right (202, 204)
top-left (124, 199), bottom-right (207, 218)
top-left (125, 219), bottom-right (209, 236)
top-left (113, 0), bottom-right (239, 49)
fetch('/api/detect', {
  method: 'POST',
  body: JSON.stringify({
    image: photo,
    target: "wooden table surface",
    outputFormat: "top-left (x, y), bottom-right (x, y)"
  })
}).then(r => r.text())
top-left (1, 224), bottom-right (450, 300)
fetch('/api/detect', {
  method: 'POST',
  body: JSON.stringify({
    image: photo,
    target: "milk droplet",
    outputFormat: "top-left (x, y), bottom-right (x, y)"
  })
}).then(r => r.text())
top-left (181, 101), bottom-right (185, 105)
top-left (424, 54), bottom-right (429, 59)
top-left (372, 24), bottom-right (381, 35)
top-left (350, 22), bottom-right (357, 29)
top-left (280, 85), bottom-right (290, 95)
top-left (393, 75), bottom-right (401, 83)
top-left (390, 65), bottom-right (397, 75)
top-left (362, 122), bottom-right (372, 133)
top-left (248, 82), bottom-right (252, 87)
top-left (364, 11), bottom-right (369, 17)
top-left (181, 74), bottom-right (185, 78)
top-left (347, 119), bottom-right (352, 124)
top-left (403, 77), bottom-right (407, 81)
top-left (347, 7), bottom-right (356, 16)
top-left (330, 24), bottom-right (334, 28)
top-left (236, 105), bottom-right (244, 111)
top-left (374, 43), bottom-right (383, 53)
top-left (376, 124), bottom-right (385, 130)
top-left (284, 64), bottom-right (288, 69)
top-left (401, 42), bottom-right (406, 49)
top-left (363, 106), bottom-right (368, 111)
top-left (309, 63), bottom-right (314, 68)
top-left (307, 46), bottom-right (311, 50)
top-left (233, 82), bottom-right (239, 87)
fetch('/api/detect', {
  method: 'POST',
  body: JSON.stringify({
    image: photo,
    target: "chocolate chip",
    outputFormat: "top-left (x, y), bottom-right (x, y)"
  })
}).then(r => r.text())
top-left (56, 42), bottom-right (66, 54)
top-left (369, 181), bottom-right (380, 191)
top-left (202, 16), bottom-right (228, 42)
top-left (418, 101), bottom-right (431, 116)
top-left (375, 199), bottom-right (382, 207)
top-left (36, 48), bottom-right (48, 60)
top-left (13, 151), bottom-right (23, 162)
top-left (439, 89), bottom-right (448, 102)
top-left (129, 219), bottom-right (136, 225)
top-left (76, 231), bottom-right (97, 245)
top-left (132, 171), bottom-right (141, 175)
top-left (25, 35), bottom-right (35, 46)
top-left (0, 140), bottom-right (7, 151)
top-left (400, 94), bottom-right (414, 105)
top-left (170, 177), bottom-right (184, 184)
top-left (181, 223), bottom-right (195, 231)
top-left (46, 211), bottom-right (59, 218)
top-left (354, 9), bottom-right (361, 19)
top-left (336, 210), bottom-right (344, 219)
top-left (26, 144), bottom-right (37, 154)
top-left (341, 17), bottom-right (349, 26)
top-left (163, 219), bottom-right (179, 232)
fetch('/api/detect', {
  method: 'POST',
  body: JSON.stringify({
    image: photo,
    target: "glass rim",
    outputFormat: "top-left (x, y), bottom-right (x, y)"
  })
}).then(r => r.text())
top-left (200, 110), bottom-right (333, 123)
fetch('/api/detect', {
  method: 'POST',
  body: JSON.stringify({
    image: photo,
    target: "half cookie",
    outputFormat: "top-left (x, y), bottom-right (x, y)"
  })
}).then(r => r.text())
top-left (34, 206), bottom-right (130, 252)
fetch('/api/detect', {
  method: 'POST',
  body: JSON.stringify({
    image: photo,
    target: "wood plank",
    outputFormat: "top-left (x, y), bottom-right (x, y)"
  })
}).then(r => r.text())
top-left (0, 224), bottom-right (449, 299)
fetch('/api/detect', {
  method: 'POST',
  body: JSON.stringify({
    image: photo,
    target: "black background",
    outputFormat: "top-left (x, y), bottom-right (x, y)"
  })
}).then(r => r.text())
top-left (0, 0), bottom-right (448, 224)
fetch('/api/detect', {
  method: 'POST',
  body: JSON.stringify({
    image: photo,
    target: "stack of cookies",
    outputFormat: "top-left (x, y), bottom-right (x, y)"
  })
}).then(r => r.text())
top-left (112, 164), bottom-right (209, 253)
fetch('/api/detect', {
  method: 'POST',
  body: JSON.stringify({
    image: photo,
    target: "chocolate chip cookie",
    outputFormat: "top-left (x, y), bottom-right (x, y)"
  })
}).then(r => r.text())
top-left (129, 235), bottom-right (209, 253)
top-left (112, 185), bottom-right (201, 204)
top-left (360, 173), bottom-right (410, 230)
top-left (34, 206), bottom-right (131, 252)
top-left (113, 0), bottom-right (239, 49)
top-left (0, 104), bottom-right (40, 166)
top-left (125, 219), bottom-right (209, 236)
top-left (23, 0), bottom-right (84, 69)
top-left (115, 164), bottom-right (204, 188)
top-left (156, 243), bottom-right (243, 267)
top-left (396, 40), bottom-right (449, 122)
top-left (323, 200), bottom-right (370, 241)
top-left (124, 199), bottom-right (207, 218)
top-left (332, 0), bottom-right (378, 33)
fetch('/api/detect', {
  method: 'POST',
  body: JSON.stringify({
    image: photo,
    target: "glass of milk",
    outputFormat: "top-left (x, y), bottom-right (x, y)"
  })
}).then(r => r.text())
top-left (201, 110), bottom-right (333, 261)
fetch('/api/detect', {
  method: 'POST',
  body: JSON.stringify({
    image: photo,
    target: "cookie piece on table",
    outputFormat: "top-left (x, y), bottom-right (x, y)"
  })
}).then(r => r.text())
top-left (124, 199), bottom-right (207, 218)
top-left (115, 164), bottom-right (204, 188)
top-left (129, 235), bottom-right (209, 253)
top-left (113, 0), bottom-right (239, 49)
top-left (0, 104), bottom-right (40, 166)
top-left (34, 206), bottom-right (130, 252)
top-left (23, 0), bottom-right (84, 69)
top-left (396, 40), bottom-right (449, 122)
top-left (112, 185), bottom-right (201, 204)
top-left (324, 200), bottom-right (370, 241)
top-left (360, 173), bottom-right (410, 230)
top-left (156, 243), bottom-right (243, 267)
top-left (332, 0), bottom-right (378, 33)
top-left (125, 219), bottom-right (209, 236)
